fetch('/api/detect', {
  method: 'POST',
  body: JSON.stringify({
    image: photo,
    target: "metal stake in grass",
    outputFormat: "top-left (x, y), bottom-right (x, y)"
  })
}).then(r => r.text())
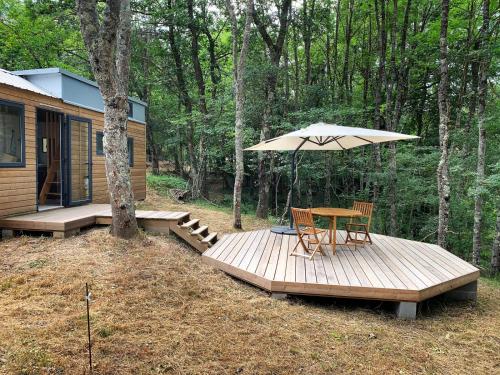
top-left (85, 283), bottom-right (92, 374)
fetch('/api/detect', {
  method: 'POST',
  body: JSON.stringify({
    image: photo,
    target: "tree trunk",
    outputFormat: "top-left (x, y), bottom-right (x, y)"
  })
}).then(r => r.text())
top-left (253, 0), bottom-right (292, 219)
top-left (492, 204), bottom-right (500, 275)
top-left (472, 0), bottom-right (490, 266)
top-left (332, 0), bottom-right (341, 102)
top-left (372, 0), bottom-right (386, 203)
top-left (226, 0), bottom-right (253, 229)
top-left (166, 13), bottom-right (198, 197)
top-left (187, 0), bottom-right (208, 199)
top-left (341, 0), bottom-right (354, 104)
top-left (437, 0), bottom-right (451, 248)
top-left (324, 153), bottom-right (332, 206)
top-left (76, 0), bottom-right (138, 239)
top-left (303, 0), bottom-right (315, 85)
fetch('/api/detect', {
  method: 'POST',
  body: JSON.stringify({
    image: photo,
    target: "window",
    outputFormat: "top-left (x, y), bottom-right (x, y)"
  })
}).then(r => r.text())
top-left (96, 131), bottom-right (104, 155)
top-left (0, 99), bottom-right (24, 167)
top-left (128, 101), bottom-right (133, 117)
top-left (127, 137), bottom-right (134, 167)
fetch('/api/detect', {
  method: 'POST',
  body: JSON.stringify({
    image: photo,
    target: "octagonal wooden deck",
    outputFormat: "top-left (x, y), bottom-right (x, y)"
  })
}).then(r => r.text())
top-left (202, 229), bottom-right (479, 303)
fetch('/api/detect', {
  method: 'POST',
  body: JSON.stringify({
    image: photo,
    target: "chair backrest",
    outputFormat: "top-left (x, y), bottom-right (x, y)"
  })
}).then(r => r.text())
top-left (291, 207), bottom-right (314, 230)
top-left (352, 201), bottom-right (374, 228)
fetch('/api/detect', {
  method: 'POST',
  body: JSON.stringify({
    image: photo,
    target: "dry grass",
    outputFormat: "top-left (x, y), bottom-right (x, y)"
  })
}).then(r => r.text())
top-left (0, 200), bottom-right (499, 374)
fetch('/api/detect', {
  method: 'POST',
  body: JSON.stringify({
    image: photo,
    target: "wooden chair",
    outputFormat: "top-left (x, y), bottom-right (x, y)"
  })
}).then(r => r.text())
top-left (290, 208), bottom-right (328, 260)
top-left (345, 201), bottom-right (374, 248)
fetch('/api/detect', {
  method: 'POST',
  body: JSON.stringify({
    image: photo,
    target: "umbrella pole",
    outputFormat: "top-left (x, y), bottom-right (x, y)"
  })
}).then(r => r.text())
top-left (270, 138), bottom-right (308, 236)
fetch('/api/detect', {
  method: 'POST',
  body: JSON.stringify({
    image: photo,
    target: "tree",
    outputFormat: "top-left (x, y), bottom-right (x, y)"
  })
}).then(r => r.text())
top-left (492, 204), bottom-right (500, 275)
top-left (436, 0), bottom-right (451, 248)
top-left (76, 0), bottom-right (138, 239)
top-left (253, 0), bottom-right (292, 219)
top-left (472, 0), bottom-right (491, 266)
top-left (226, 0), bottom-right (254, 229)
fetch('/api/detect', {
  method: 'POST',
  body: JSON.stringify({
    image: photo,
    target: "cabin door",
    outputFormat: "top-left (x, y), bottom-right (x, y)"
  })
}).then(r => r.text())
top-left (36, 109), bottom-right (63, 210)
top-left (63, 116), bottom-right (92, 206)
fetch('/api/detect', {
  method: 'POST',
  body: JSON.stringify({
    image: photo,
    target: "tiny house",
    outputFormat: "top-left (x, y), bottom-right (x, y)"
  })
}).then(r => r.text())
top-left (0, 68), bottom-right (146, 218)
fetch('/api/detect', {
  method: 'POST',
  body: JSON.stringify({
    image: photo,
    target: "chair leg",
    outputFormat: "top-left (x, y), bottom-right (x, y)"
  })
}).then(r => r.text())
top-left (309, 232), bottom-right (328, 259)
top-left (290, 234), bottom-right (311, 257)
top-left (366, 232), bottom-right (373, 244)
top-left (289, 239), bottom-right (301, 256)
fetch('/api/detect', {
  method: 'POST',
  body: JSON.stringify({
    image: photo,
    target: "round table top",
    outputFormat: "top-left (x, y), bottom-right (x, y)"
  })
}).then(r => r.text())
top-left (310, 207), bottom-right (362, 218)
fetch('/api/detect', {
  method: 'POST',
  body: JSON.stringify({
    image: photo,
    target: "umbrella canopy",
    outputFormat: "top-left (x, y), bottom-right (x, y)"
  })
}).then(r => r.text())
top-left (245, 122), bottom-right (419, 151)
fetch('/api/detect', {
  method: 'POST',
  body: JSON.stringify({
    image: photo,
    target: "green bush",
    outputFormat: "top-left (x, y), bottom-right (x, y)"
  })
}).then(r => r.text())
top-left (147, 174), bottom-right (188, 196)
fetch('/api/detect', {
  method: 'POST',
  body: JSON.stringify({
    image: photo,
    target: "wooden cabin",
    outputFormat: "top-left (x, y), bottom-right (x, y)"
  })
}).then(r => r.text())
top-left (0, 68), bottom-right (146, 218)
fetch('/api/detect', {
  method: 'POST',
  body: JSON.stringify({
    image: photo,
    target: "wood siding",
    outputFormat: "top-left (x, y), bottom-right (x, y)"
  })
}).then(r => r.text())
top-left (0, 83), bottom-right (146, 218)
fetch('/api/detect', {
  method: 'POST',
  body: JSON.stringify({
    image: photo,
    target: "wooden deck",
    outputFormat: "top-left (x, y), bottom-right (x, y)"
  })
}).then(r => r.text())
top-left (202, 229), bottom-right (479, 303)
top-left (0, 204), bottom-right (218, 251)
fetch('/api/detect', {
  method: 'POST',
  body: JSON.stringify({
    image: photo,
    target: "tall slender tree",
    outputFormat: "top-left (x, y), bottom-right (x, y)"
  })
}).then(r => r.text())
top-left (226, 0), bottom-right (254, 229)
top-left (492, 204), bottom-right (500, 274)
top-left (253, 0), bottom-right (292, 219)
top-left (472, 0), bottom-right (491, 266)
top-left (76, 0), bottom-right (138, 239)
top-left (437, 0), bottom-right (451, 248)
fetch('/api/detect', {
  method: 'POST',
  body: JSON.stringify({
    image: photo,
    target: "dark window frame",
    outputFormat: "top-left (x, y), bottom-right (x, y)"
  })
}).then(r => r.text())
top-left (65, 115), bottom-right (93, 206)
top-left (96, 131), bottom-right (104, 155)
top-left (128, 101), bottom-right (134, 118)
top-left (127, 137), bottom-right (134, 167)
top-left (0, 98), bottom-right (25, 168)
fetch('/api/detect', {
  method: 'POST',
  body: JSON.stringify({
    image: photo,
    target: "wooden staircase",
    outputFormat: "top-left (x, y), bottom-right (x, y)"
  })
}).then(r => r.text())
top-left (170, 214), bottom-right (218, 253)
top-left (39, 160), bottom-right (60, 205)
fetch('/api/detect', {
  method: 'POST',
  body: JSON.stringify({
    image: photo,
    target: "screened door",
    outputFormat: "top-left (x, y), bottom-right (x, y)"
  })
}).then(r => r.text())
top-left (65, 116), bottom-right (92, 205)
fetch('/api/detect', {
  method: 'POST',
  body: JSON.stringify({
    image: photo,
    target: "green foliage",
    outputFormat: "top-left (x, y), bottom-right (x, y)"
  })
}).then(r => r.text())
top-left (146, 174), bottom-right (188, 194)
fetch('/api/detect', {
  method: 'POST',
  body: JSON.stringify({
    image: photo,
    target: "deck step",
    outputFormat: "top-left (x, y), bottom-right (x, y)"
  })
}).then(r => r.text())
top-left (191, 225), bottom-right (208, 236)
top-left (181, 219), bottom-right (200, 229)
top-left (201, 232), bottom-right (217, 245)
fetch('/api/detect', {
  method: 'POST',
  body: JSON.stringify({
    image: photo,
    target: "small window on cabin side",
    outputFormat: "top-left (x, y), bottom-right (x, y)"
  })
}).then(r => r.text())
top-left (96, 131), bottom-right (104, 155)
top-left (0, 99), bottom-right (24, 167)
top-left (128, 101), bottom-right (133, 117)
top-left (127, 137), bottom-right (134, 167)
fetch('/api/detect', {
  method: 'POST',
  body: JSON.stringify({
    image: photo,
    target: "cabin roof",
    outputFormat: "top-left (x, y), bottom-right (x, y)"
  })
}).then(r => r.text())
top-left (6, 67), bottom-right (146, 123)
top-left (0, 68), bottom-right (56, 98)
top-left (13, 68), bottom-right (146, 106)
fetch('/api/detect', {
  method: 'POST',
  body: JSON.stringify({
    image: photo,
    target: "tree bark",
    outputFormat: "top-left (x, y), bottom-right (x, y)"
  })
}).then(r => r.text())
top-left (253, 0), bottom-right (292, 219)
top-left (226, 0), bottom-right (253, 229)
top-left (372, 0), bottom-right (386, 203)
top-left (492, 204), bottom-right (500, 275)
top-left (166, 9), bottom-right (199, 197)
top-left (341, 0), bottom-right (354, 104)
top-left (303, 0), bottom-right (315, 85)
top-left (472, 0), bottom-right (490, 266)
top-left (76, 0), bottom-right (138, 239)
top-left (187, 0), bottom-right (208, 199)
top-left (332, 0), bottom-right (341, 102)
top-left (437, 0), bottom-right (451, 248)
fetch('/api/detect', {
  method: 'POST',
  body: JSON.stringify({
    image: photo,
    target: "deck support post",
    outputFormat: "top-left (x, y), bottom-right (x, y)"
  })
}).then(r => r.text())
top-left (270, 293), bottom-right (288, 300)
top-left (396, 302), bottom-right (417, 320)
top-left (443, 280), bottom-right (477, 302)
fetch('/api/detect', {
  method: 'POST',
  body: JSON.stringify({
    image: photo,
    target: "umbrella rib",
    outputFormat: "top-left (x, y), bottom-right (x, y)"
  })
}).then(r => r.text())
top-left (354, 136), bottom-right (374, 144)
top-left (302, 137), bottom-right (321, 146)
top-left (333, 136), bottom-right (346, 150)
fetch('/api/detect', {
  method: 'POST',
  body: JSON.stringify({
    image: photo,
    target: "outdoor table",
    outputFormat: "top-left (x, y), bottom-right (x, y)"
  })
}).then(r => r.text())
top-left (310, 207), bottom-right (362, 253)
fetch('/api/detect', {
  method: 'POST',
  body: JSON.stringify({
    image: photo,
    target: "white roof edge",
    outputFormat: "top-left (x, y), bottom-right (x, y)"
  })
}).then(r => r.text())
top-left (12, 67), bottom-right (147, 106)
top-left (0, 68), bottom-right (56, 98)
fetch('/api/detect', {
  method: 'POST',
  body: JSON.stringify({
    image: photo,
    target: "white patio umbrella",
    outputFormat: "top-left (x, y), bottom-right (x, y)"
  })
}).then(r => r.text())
top-left (245, 122), bottom-right (419, 234)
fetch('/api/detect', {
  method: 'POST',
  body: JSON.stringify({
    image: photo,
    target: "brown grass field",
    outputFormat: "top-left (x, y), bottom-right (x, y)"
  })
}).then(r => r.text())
top-left (0, 193), bottom-right (499, 374)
